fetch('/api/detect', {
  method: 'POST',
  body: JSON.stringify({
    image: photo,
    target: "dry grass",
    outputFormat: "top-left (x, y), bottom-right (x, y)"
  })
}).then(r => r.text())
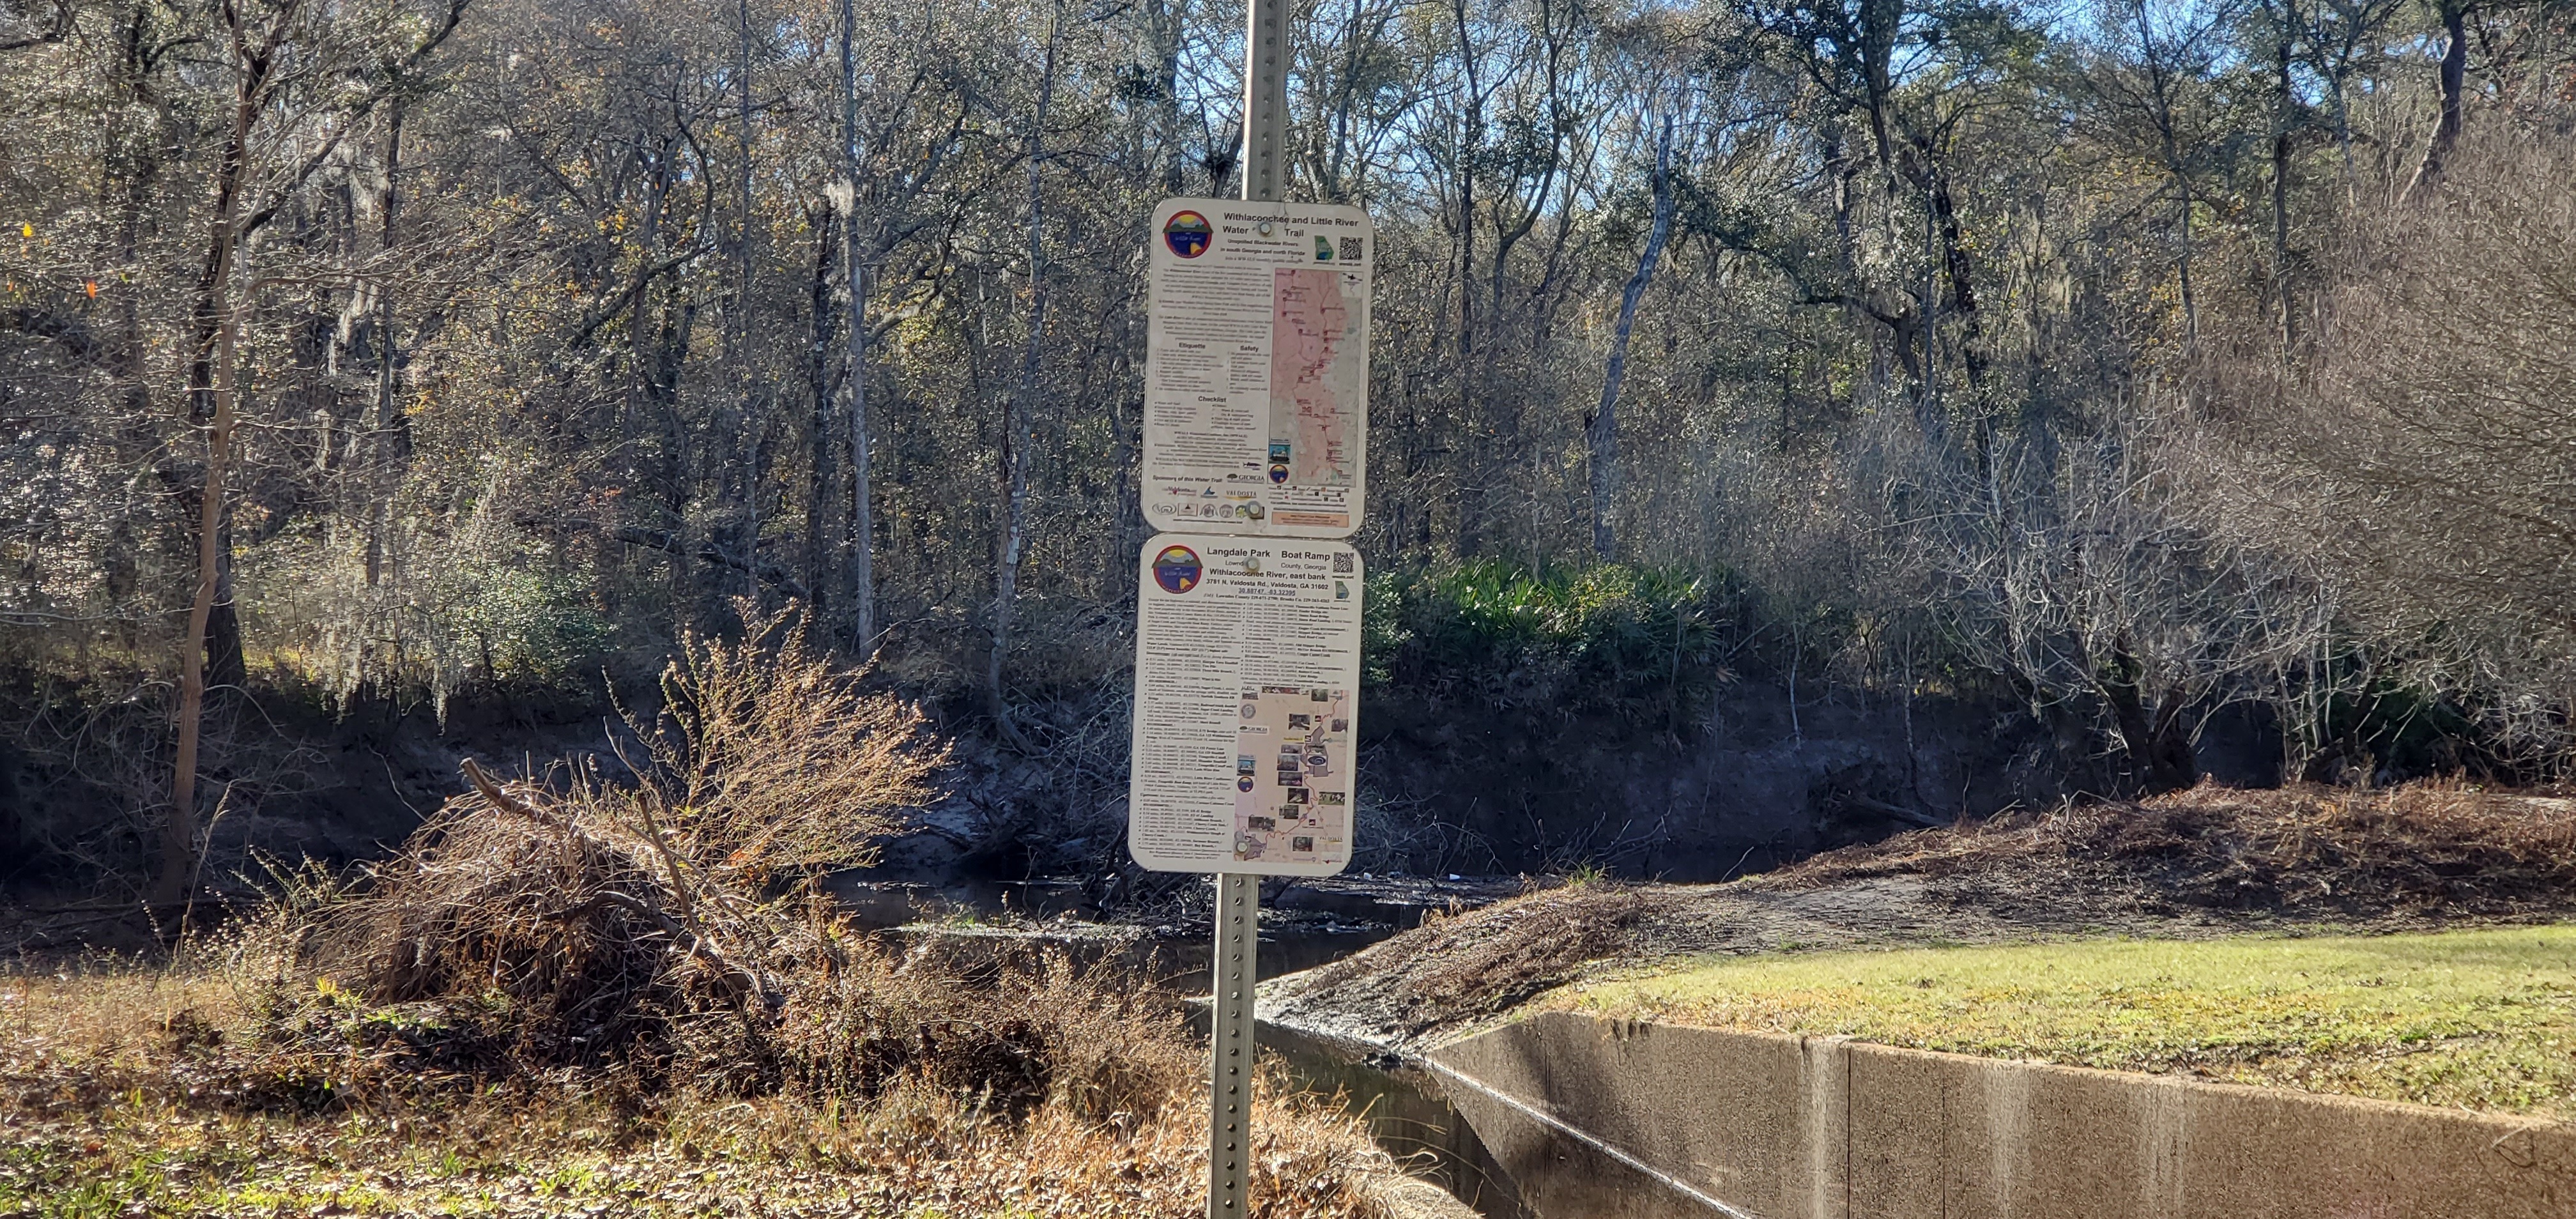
top-left (0, 616), bottom-right (1402, 1216)
top-left (1767, 780), bottom-right (2576, 916)
top-left (621, 610), bottom-right (943, 877)
top-left (0, 960), bottom-right (1394, 1218)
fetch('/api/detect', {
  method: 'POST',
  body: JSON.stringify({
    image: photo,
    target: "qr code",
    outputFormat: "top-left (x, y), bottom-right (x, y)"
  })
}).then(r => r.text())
top-left (1337, 236), bottom-right (1363, 263)
top-left (1332, 553), bottom-right (1354, 574)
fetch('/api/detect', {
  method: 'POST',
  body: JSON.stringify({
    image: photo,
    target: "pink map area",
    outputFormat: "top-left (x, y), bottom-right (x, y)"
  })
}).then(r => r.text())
top-left (1270, 268), bottom-right (1355, 484)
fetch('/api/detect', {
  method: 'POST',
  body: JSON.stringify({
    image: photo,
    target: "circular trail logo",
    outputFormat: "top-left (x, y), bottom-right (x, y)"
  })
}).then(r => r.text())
top-left (1153, 544), bottom-right (1202, 593)
top-left (1163, 210), bottom-right (1213, 258)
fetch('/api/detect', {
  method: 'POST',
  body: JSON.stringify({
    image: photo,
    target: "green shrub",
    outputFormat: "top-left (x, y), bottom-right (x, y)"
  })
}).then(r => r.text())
top-left (1363, 560), bottom-right (1740, 723)
top-left (238, 515), bottom-right (614, 714)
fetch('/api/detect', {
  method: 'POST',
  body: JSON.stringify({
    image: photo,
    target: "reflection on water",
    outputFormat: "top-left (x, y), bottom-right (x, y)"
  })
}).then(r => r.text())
top-left (1260, 1020), bottom-right (1527, 1219)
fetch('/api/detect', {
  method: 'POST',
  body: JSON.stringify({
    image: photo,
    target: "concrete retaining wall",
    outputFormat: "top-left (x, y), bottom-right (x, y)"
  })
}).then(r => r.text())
top-left (1425, 1012), bottom-right (2576, 1218)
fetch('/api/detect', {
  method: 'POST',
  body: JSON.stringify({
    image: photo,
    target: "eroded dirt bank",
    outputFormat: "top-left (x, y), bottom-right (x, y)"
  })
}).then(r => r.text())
top-left (1264, 781), bottom-right (2576, 1050)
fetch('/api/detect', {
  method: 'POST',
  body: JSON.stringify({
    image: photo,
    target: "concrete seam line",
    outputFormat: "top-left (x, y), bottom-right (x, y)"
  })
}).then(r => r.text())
top-left (1419, 1056), bottom-right (1765, 1219)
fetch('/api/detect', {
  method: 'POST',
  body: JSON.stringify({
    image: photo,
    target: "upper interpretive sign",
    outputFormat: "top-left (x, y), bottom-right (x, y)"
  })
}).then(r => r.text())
top-left (1142, 197), bottom-right (1372, 539)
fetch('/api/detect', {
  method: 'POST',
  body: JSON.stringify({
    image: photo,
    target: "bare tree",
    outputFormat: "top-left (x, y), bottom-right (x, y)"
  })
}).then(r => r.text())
top-left (839, 0), bottom-right (875, 654)
top-left (2213, 128), bottom-right (2576, 758)
top-left (988, 0), bottom-right (1061, 751)
top-left (2401, 0), bottom-right (2471, 202)
top-left (157, 0), bottom-right (469, 908)
top-left (1588, 114), bottom-right (1675, 560)
top-left (2085, 0), bottom-right (2245, 350)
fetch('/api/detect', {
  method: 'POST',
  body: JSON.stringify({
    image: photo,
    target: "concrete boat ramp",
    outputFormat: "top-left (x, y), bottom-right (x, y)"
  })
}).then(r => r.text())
top-left (1285, 1012), bottom-right (2576, 1218)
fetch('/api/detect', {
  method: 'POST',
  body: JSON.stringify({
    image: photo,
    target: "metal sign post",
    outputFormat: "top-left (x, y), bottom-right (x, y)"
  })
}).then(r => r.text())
top-left (1211, 6), bottom-right (1285, 1215)
top-left (1242, 0), bottom-right (1288, 206)
top-left (1208, 870), bottom-right (1259, 1215)
top-left (1126, 0), bottom-right (1373, 1211)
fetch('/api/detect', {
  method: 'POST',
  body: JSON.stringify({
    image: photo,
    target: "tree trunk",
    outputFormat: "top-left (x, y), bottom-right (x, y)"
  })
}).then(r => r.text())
top-left (1922, 167), bottom-right (1983, 394)
top-left (2403, 0), bottom-right (2469, 203)
top-left (2133, 0), bottom-right (2199, 351)
top-left (365, 105), bottom-right (404, 588)
top-left (624, 137), bottom-right (671, 490)
top-left (989, 3), bottom-right (1059, 751)
top-left (160, 14), bottom-right (272, 909)
top-left (804, 204), bottom-right (838, 623)
top-left (1107, 316), bottom-right (1141, 601)
top-left (731, 0), bottom-right (760, 598)
top-left (1448, 0), bottom-right (1482, 552)
top-left (164, 324), bottom-right (234, 912)
top-left (840, 0), bottom-right (875, 654)
top-left (2101, 642), bottom-right (2200, 793)
top-left (1921, 178), bottom-right (1938, 417)
top-left (1148, 0), bottom-right (1185, 193)
top-left (164, 308), bottom-right (240, 910)
top-left (2175, 188), bottom-right (2198, 348)
top-left (1588, 116), bottom-right (1674, 561)
top-left (2268, 0), bottom-right (2299, 355)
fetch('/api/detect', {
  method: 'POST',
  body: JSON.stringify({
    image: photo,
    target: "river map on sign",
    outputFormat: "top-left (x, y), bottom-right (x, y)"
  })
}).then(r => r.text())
top-left (1269, 268), bottom-right (1363, 486)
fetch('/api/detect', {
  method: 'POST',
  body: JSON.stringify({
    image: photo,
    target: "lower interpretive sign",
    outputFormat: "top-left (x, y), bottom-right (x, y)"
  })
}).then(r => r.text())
top-left (1128, 534), bottom-right (1362, 876)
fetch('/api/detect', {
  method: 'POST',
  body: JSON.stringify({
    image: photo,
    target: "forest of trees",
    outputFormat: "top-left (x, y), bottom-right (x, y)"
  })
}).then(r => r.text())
top-left (6, 0), bottom-right (2576, 891)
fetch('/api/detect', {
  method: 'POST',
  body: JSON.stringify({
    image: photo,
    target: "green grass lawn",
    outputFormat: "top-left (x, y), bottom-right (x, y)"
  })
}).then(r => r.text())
top-left (1544, 924), bottom-right (2576, 1118)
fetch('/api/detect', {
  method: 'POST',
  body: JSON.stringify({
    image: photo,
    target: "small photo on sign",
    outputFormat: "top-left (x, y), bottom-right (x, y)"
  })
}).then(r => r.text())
top-left (1233, 686), bottom-right (1353, 863)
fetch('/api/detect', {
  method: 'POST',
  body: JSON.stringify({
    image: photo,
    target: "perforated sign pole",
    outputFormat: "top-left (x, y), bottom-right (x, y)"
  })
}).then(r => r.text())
top-left (1208, 870), bottom-right (1258, 1216)
top-left (1207, 3), bottom-right (1287, 1215)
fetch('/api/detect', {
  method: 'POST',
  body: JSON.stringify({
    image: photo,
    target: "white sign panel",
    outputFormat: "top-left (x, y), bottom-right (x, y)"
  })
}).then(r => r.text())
top-left (1128, 534), bottom-right (1363, 876)
top-left (1143, 197), bottom-right (1371, 539)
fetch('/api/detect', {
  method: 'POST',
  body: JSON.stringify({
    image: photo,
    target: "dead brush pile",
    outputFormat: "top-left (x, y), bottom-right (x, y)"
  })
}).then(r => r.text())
top-left (112, 611), bottom-right (1403, 1213)
top-left (1294, 880), bottom-right (1649, 1036)
top-left (216, 615), bottom-right (1124, 1108)
top-left (229, 611), bottom-right (953, 1102)
top-left (1769, 780), bottom-right (2576, 916)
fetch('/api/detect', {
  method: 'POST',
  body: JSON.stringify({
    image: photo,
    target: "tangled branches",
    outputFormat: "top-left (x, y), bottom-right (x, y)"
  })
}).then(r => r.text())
top-left (250, 611), bottom-right (961, 1094)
